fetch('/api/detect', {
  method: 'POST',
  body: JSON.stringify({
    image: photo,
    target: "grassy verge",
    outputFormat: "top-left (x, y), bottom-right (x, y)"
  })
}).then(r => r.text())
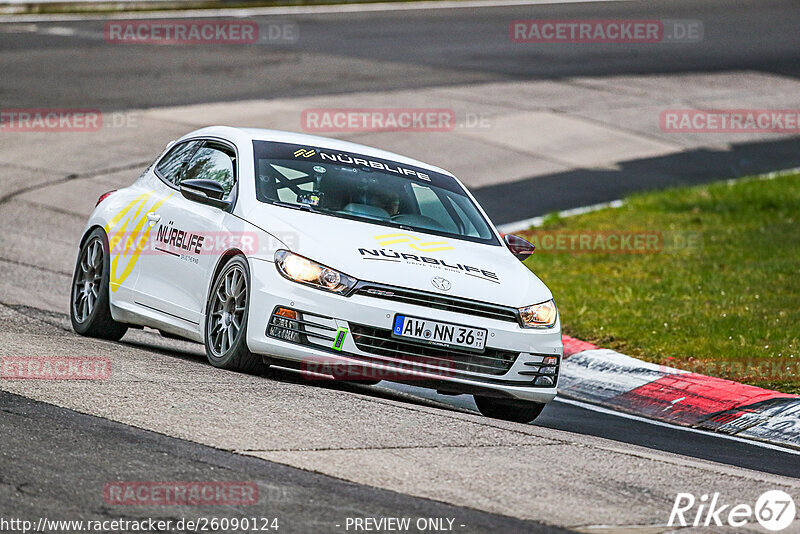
top-left (521, 171), bottom-right (800, 394)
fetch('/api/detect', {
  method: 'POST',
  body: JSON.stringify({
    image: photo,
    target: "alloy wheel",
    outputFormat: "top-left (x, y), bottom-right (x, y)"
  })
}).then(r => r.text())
top-left (208, 265), bottom-right (247, 356)
top-left (72, 238), bottom-right (104, 323)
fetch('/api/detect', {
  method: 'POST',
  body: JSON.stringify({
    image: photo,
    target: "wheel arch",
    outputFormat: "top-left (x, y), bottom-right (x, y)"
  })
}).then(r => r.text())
top-left (79, 224), bottom-right (107, 248)
top-left (205, 248), bottom-right (249, 314)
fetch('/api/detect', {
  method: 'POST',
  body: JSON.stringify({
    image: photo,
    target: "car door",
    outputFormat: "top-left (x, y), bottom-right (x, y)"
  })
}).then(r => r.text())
top-left (133, 139), bottom-right (238, 329)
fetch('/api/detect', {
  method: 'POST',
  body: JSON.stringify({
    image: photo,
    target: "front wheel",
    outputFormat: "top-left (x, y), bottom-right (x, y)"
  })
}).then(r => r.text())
top-left (474, 395), bottom-right (545, 423)
top-left (204, 256), bottom-right (265, 373)
top-left (70, 228), bottom-right (128, 341)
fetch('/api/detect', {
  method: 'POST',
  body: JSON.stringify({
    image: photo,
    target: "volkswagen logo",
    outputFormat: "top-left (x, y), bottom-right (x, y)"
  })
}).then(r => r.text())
top-left (431, 277), bottom-right (452, 291)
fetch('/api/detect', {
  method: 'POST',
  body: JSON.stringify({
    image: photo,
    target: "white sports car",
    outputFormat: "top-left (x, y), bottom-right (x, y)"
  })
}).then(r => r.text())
top-left (70, 127), bottom-right (561, 422)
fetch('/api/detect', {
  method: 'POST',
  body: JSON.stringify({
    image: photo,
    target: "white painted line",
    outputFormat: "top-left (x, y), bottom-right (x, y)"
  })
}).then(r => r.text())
top-left (730, 166), bottom-right (800, 184)
top-left (0, 0), bottom-right (636, 23)
top-left (555, 397), bottom-right (800, 455)
top-left (43, 25), bottom-right (75, 34)
top-left (496, 199), bottom-right (623, 234)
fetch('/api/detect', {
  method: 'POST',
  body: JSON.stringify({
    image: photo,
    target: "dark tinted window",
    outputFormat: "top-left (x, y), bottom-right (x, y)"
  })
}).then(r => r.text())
top-left (180, 144), bottom-right (236, 200)
top-left (155, 141), bottom-right (201, 185)
top-left (252, 141), bottom-right (498, 245)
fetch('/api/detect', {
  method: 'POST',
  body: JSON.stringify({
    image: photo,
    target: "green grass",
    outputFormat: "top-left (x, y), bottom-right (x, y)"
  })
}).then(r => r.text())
top-left (522, 172), bottom-right (800, 394)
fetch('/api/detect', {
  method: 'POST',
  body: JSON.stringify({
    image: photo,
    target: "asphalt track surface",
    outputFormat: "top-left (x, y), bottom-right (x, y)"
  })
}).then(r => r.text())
top-left (2, 0), bottom-right (800, 224)
top-left (0, 390), bottom-right (565, 534)
top-left (1, 0), bottom-right (800, 531)
top-left (2, 0), bottom-right (800, 109)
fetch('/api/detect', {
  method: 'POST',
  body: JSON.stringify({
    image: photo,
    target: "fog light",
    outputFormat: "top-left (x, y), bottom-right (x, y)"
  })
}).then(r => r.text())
top-left (269, 308), bottom-right (301, 343)
top-left (534, 376), bottom-right (554, 386)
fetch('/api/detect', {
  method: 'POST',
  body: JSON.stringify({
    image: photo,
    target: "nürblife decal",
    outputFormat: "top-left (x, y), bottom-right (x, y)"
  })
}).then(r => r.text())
top-left (155, 221), bottom-right (205, 252)
top-left (313, 150), bottom-right (430, 182)
top-left (253, 141), bottom-right (465, 193)
top-left (287, 144), bottom-right (430, 180)
top-left (358, 237), bottom-right (499, 284)
top-left (152, 220), bottom-right (206, 265)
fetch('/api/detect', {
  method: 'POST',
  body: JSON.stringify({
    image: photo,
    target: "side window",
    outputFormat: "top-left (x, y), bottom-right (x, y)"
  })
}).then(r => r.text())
top-left (180, 143), bottom-right (236, 200)
top-left (155, 141), bottom-right (200, 185)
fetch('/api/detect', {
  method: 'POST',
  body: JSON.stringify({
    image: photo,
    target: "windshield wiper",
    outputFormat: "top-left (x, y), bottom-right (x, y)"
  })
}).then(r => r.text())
top-left (271, 203), bottom-right (421, 233)
top-left (272, 201), bottom-right (320, 213)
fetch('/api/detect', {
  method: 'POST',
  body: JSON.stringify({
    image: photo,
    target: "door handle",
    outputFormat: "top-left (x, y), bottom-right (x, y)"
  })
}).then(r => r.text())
top-left (146, 212), bottom-right (161, 225)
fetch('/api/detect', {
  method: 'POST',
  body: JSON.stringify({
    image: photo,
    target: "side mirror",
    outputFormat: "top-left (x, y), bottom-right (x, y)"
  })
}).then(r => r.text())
top-left (504, 233), bottom-right (535, 261)
top-left (180, 179), bottom-right (230, 210)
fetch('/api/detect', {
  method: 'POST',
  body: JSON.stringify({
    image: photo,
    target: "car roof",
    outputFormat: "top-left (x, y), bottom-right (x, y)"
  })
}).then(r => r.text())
top-left (179, 126), bottom-right (456, 178)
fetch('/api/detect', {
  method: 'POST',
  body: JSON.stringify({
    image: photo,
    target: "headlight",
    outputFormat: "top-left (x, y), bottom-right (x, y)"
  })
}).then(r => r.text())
top-left (275, 250), bottom-right (358, 294)
top-left (518, 299), bottom-right (558, 329)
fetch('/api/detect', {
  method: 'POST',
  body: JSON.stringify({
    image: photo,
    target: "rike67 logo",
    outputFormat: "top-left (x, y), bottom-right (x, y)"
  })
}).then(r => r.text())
top-left (669, 491), bottom-right (796, 531)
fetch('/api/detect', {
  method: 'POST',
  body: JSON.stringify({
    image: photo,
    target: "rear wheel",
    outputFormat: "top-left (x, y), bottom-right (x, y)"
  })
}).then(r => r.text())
top-left (204, 256), bottom-right (265, 373)
top-left (70, 228), bottom-right (128, 341)
top-left (474, 395), bottom-right (545, 423)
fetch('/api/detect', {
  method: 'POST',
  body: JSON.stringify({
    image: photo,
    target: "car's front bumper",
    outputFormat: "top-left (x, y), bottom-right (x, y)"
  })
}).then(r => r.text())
top-left (246, 258), bottom-right (562, 403)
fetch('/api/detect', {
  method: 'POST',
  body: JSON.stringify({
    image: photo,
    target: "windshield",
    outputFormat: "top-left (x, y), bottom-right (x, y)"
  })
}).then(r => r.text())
top-left (253, 141), bottom-right (499, 245)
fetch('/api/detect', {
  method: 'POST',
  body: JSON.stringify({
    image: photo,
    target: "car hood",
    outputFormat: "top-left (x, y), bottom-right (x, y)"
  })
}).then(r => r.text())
top-left (245, 206), bottom-right (552, 308)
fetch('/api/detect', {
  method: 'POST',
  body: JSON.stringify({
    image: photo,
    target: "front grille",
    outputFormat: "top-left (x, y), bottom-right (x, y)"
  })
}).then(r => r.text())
top-left (355, 283), bottom-right (520, 324)
top-left (350, 323), bottom-right (518, 375)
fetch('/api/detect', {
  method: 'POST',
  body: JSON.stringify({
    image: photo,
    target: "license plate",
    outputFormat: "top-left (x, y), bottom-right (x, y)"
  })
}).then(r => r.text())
top-left (392, 315), bottom-right (487, 352)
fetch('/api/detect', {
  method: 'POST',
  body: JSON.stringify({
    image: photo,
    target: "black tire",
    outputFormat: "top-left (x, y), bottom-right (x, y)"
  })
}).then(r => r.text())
top-left (204, 255), bottom-right (264, 373)
top-left (70, 228), bottom-right (128, 341)
top-left (474, 395), bottom-right (545, 423)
